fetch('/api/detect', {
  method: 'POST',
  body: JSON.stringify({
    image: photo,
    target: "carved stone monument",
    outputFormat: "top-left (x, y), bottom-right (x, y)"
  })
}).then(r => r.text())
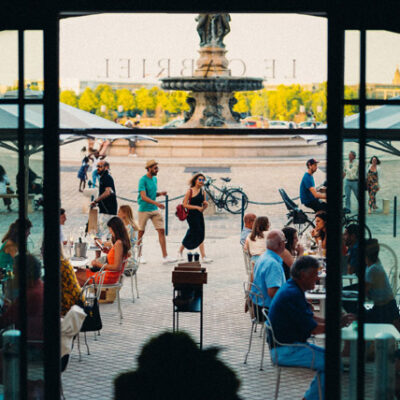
top-left (161, 14), bottom-right (263, 128)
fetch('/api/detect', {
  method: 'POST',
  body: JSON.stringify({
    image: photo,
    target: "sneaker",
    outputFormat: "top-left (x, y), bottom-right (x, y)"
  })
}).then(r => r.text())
top-left (138, 256), bottom-right (147, 264)
top-left (201, 256), bottom-right (213, 264)
top-left (176, 252), bottom-right (184, 261)
top-left (162, 256), bottom-right (177, 264)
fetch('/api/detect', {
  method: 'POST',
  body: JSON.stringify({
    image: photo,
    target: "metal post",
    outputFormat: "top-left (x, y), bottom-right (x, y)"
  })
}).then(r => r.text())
top-left (241, 194), bottom-right (245, 231)
top-left (394, 196), bottom-right (397, 237)
top-left (165, 195), bottom-right (169, 236)
top-left (3, 330), bottom-right (20, 400)
top-left (375, 333), bottom-right (395, 399)
top-left (349, 337), bottom-right (357, 400)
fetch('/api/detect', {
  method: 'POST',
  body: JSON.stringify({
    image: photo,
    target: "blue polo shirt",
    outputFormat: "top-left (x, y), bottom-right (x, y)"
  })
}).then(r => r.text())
top-left (300, 172), bottom-right (316, 205)
top-left (268, 279), bottom-right (317, 344)
top-left (251, 249), bottom-right (286, 308)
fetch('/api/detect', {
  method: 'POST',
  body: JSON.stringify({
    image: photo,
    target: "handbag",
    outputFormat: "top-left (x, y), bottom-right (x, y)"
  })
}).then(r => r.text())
top-left (78, 279), bottom-right (102, 332)
top-left (175, 189), bottom-right (192, 221)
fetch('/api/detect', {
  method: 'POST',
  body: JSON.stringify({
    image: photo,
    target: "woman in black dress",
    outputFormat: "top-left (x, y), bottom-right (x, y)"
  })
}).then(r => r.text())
top-left (178, 173), bottom-right (213, 263)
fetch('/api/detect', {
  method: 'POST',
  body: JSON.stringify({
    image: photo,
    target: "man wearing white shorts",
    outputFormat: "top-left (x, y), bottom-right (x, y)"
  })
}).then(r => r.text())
top-left (137, 160), bottom-right (176, 264)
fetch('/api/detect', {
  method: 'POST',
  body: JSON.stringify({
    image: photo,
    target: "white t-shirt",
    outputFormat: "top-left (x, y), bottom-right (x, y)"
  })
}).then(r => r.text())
top-left (244, 231), bottom-right (268, 257)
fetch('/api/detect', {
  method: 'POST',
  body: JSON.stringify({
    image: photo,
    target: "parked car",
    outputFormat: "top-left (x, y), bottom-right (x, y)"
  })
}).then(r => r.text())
top-left (268, 120), bottom-right (291, 129)
top-left (162, 118), bottom-right (184, 129)
top-left (298, 121), bottom-right (322, 129)
top-left (241, 116), bottom-right (269, 128)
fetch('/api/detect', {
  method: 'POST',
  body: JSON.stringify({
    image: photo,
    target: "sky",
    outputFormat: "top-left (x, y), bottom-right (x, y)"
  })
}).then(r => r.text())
top-left (1, 14), bottom-right (400, 89)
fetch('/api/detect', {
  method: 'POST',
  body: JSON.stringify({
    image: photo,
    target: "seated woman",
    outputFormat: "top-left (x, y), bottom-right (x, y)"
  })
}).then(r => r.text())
top-left (118, 205), bottom-right (139, 248)
top-left (60, 246), bottom-right (82, 317)
top-left (76, 216), bottom-right (131, 286)
top-left (311, 211), bottom-right (327, 251)
top-left (281, 227), bottom-right (304, 280)
top-left (0, 218), bottom-right (32, 271)
top-left (365, 238), bottom-right (400, 330)
top-left (243, 216), bottom-right (269, 264)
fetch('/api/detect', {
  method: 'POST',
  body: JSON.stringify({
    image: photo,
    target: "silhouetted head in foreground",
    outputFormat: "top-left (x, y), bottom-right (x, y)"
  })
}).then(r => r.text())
top-left (114, 331), bottom-right (241, 400)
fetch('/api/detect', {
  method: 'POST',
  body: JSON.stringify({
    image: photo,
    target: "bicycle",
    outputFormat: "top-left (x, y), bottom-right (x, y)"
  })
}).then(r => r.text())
top-left (203, 176), bottom-right (248, 214)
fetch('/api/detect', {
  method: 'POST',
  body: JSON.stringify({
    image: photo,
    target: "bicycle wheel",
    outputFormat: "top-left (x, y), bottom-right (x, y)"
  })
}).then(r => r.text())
top-left (223, 189), bottom-right (248, 214)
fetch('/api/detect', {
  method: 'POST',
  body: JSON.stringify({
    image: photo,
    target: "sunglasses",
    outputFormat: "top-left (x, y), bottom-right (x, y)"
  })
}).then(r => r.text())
top-left (198, 178), bottom-right (205, 182)
top-left (97, 165), bottom-right (104, 169)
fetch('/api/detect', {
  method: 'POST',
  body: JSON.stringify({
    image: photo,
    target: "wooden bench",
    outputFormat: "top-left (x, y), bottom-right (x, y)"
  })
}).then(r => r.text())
top-left (0, 193), bottom-right (35, 213)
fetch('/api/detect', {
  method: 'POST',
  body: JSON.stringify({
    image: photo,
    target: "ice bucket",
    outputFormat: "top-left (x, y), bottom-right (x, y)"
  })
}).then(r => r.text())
top-left (74, 242), bottom-right (88, 258)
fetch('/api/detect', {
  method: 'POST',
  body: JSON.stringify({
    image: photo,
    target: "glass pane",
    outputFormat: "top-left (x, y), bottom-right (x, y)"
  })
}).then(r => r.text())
top-left (60, 13), bottom-right (327, 130)
top-left (24, 31), bottom-right (44, 99)
top-left (345, 30), bottom-right (360, 100)
top-left (25, 105), bottom-right (43, 129)
top-left (0, 133), bottom-right (44, 398)
top-left (0, 104), bottom-right (18, 129)
top-left (367, 31), bottom-right (400, 100)
top-left (365, 104), bottom-right (400, 129)
top-left (341, 139), bottom-right (367, 399)
top-left (344, 105), bottom-right (359, 129)
top-left (0, 31), bottom-right (18, 98)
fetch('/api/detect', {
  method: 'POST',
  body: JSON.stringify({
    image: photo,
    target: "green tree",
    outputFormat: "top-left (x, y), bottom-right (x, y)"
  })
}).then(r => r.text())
top-left (344, 85), bottom-right (359, 116)
top-left (78, 87), bottom-right (98, 113)
top-left (135, 88), bottom-right (153, 116)
top-left (60, 90), bottom-right (78, 108)
top-left (233, 92), bottom-right (251, 114)
top-left (250, 89), bottom-right (269, 117)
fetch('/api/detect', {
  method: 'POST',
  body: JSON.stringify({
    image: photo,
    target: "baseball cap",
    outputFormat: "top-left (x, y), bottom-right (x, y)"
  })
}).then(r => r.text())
top-left (306, 158), bottom-right (319, 167)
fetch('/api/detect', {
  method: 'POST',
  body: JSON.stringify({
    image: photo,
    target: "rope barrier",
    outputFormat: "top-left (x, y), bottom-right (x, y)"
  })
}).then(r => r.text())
top-left (248, 195), bottom-right (300, 206)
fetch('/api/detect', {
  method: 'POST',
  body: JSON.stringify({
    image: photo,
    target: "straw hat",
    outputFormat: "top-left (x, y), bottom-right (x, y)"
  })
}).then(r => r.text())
top-left (145, 159), bottom-right (158, 169)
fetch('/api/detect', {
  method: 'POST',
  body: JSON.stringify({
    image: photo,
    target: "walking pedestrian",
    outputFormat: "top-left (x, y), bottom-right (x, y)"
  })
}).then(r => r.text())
top-left (88, 151), bottom-right (105, 187)
top-left (90, 161), bottom-right (118, 237)
top-left (77, 156), bottom-right (90, 192)
top-left (343, 150), bottom-right (359, 212)
top-left (137, 160), bottom-right (176, 264)
top-left (177, 173), bottom-right (213, 263)
top-left (366, 155), bottom-right (381, 214)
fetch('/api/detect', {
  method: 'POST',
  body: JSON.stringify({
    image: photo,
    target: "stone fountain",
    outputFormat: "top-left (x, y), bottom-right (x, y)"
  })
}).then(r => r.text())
top-left (161, 14), bottom-right (264, 128)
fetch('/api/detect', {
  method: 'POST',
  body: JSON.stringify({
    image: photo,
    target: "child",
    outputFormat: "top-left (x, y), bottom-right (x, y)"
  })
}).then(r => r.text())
top-left (77, 156), bottom-right (90, 192)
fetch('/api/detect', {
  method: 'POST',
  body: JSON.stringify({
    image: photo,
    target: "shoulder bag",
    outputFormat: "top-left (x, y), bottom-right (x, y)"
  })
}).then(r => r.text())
top-left (175, 189), bottom-right (192, 221)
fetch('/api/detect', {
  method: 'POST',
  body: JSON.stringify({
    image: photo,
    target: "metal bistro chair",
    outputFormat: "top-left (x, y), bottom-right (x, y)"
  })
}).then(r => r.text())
top-left (242, 249), bottom-right (253, 278)
top-left (124, 242), bottom-right (142, 302)
top-left (243, 282), bottom-right (267, 369)
top-left (261, 308), bottom-right (322, 400)
top-left (75, 269), bottom-right (106, 360)
top-left (96, 257), bottom-right (129, 325)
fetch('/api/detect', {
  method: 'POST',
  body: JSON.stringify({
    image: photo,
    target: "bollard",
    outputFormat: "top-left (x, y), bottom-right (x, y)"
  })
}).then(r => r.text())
top-left (241, 194), bottom-right (245, 231)
top-left (375, 333), bottom-right (395, 400)
top-left (394, 196), bottom-right (397, 237)
top-left (3, 330), bottom-right (20, 400)
top-left (165, 195), bottom-right (169, 236)
top-left (383, 199), bottom-right (390, 215)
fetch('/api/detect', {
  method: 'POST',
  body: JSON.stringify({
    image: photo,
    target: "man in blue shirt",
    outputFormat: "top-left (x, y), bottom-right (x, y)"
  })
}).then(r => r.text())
top-left (268, 256), bottom-right (355, 400)
top-left (240, 213), bottom-right (256, 246)
top-left (251, 230), bottom-right (286, 309)
top-left (300, 159), bottom-right (327, 212)
top-left (137, 160), bottom-right (176, 264)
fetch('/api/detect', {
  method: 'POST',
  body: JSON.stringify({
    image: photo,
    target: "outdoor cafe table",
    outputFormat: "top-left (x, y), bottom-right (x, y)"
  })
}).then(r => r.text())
top-left (306, 291), bottom-right (358, 317)
top-left (69, 257), bottom-right (89, 269)
top-left (342, 323), bottom-right (400, 397)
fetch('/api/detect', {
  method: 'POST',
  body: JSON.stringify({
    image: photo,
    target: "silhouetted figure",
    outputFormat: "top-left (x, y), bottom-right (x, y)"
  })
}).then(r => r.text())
top-left (114, 331), bottom-right (241, 400)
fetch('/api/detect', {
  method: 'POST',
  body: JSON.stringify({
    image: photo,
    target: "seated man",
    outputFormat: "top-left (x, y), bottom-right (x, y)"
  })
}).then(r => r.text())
top-left (240, 212), bottom-right (256, 246)
top-left (343, 223), bottom-right (359, 275)
top-left (365, 238), bottom-right (400, 329)
top-left (300, 159), bottom-right (327, 212)
top-left (251, 230), bottom-right (287, 316)
top-left (268, 256), bottom-right (354, 400)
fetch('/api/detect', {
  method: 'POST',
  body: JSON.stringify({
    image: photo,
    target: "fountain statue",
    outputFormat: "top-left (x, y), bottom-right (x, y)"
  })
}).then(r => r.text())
top-left (161, 14), bottom-right (263, 128)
